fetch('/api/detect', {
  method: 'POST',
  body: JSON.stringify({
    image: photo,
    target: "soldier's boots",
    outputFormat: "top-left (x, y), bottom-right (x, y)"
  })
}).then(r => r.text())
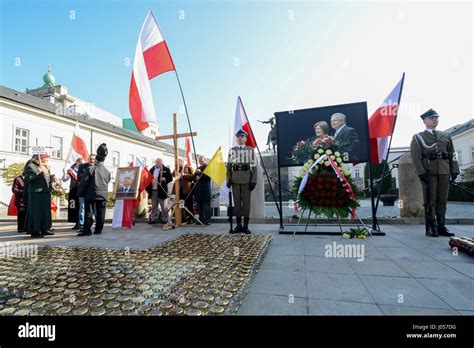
top-left (426, 222), bottom-right (438, 237)
top-left (242, 217), bottom-right (251, 234)
top-left (437, 221), bottom-right (455, 237)
top-left (230, 217), bottom-right (243, 234)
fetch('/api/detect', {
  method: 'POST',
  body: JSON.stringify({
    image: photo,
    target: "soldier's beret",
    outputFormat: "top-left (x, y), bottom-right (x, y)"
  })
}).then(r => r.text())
top-left (235, 129), bottom-right (248, 137)
top-left (420, 108), bottom-right (439, 119)
top-left (96, 143), bottom-right (108, 162)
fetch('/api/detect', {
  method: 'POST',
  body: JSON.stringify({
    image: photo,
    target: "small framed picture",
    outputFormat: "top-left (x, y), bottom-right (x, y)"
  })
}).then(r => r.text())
top-left (113, 167), bottom-right (140, 200)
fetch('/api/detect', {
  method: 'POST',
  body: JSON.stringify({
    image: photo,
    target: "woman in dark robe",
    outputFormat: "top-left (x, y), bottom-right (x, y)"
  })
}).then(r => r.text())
top-left (24, 153), bottom-right (54, 238)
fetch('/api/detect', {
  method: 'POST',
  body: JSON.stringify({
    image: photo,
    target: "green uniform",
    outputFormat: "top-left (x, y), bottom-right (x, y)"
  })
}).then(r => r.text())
top-left (410, 129), bottom-right (459, 229)
top-left (23, 159), bottom-right (52, 234)
top-left (227, 145), bottom-right (257, 219)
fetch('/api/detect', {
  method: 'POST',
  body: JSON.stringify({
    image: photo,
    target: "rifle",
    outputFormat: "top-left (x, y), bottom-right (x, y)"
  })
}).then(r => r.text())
top-left (423, 170), bottom-right (436, 236)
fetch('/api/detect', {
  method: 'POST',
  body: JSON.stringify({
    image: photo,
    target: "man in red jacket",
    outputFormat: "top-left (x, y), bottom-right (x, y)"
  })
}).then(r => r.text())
top-left (12, 174), bottom-right (27, 233)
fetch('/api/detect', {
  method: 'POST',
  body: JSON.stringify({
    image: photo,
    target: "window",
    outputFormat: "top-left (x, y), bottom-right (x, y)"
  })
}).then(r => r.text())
top-left (354, 168), bottom-right (360, 179)
top-left (14, 128), bottom-right (29, 154)
top-left (51, 136), bottom-right (63, 159)
top-left (457, 151), bottom-right (462, 165)
top-left (141, 157), bottom-right (147, 166)
top-left (471, 146), bottom-right (474, 163)
top-left (127, 154), bottom-right (134, 166)
top-left (113, 151), bottom-right (120, 167)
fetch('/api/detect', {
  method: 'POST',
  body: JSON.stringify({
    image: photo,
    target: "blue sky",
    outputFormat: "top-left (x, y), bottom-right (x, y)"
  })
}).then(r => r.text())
top-left (1, 0), bottom-right (472, 157)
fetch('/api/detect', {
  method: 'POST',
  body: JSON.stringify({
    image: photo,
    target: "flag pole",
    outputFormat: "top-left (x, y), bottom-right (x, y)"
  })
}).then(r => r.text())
top-left (146, 10), bottom-right (198, 168)
top-left (238, 97), bottom-right (282, 217)
top-left (373, 73), bottom-right (406, 217)
top-left (174, 70), bottom-right (199, 169)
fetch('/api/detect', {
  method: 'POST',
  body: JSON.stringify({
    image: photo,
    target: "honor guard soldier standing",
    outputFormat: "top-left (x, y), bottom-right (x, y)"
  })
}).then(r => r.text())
top-left (410, 109), bottom-right (460, 237)
top-left (227, 129), bottom-right (257, 234)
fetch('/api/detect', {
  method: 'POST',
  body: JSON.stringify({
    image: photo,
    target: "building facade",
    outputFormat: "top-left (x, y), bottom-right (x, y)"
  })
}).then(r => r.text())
top-left (0, 72), bottom-right (185, 203)
top-left (445, 119), bottom-right (474, 180)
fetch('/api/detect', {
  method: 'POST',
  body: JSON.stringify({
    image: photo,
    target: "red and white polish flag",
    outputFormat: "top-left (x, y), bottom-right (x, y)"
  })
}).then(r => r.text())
top-left (368, 75), bottom-right (404, 163)
top-left (65, 123), bottom-right (89, 179)
top-left (233, 96), bottom-right (257, 148)
top-left (129, 10), bottom-right (175, 131)
top-left (185, 137), bottom-right (192, 167)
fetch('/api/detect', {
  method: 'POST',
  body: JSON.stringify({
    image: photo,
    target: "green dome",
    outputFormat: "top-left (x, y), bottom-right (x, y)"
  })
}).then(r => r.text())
top-left (43, 66), bottom-right (56, 87)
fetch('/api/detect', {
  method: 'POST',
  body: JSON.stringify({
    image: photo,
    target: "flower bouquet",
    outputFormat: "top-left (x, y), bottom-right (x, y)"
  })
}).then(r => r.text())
top-left (293, 140), bottom-right (359, 219)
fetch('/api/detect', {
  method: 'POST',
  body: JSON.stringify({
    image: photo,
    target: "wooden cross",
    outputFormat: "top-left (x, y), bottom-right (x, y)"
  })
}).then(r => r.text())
top-left (156, 113), bottom-right (197, 226)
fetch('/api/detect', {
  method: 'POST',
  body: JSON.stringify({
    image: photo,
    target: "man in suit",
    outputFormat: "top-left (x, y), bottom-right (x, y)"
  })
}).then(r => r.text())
top-left (193, 155), bottom-right (212, 225)
top-left (410, 109), bottom-right (460, 237)
top-left (330, 112), bottom-right (360, 161)
top-left (226, 129), bottom-right (257, 234)
top-left (77, 144), bottom-right (111, 236)
top-left (146, 158), bottom-right (173, 224)
top-left (115, 170), bottom-right (136, 199)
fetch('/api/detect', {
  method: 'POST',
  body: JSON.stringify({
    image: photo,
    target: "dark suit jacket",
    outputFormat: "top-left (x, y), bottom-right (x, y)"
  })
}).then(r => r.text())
top-left (193, 164), bottom-right (211, 202)
top-left (146, 165), bottom-right (173, 199)
top-left (77, 162), bottom-right (111, 201)
top-left (118, 186), bottom-right (135, 193)
top-left (334, 125), bottom-right (360, 160)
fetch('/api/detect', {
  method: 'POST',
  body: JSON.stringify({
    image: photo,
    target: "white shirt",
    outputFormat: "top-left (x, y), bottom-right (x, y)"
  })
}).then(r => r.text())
top-left (334, 125), bottom-right (345, 138)
top-left (152, 167), bottom-right (161, 190)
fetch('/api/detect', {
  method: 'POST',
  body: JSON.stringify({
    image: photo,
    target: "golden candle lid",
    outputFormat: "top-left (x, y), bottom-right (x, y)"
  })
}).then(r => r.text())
top-left (67, 282), bottom-right (79, 289)
top-left (169, 306), bottom-right (183, 315)
top-left (75, 298), bottom-right (88, 307)
top-left (49, 295), bottom-right (63, 302)
top-left (89, 292), bottom-right (101, 300)
top-left (132, 296), bottom-right (145, 305)
top-left (201, 294), bottom-right (215, 303)
top-left (31, 301), bottom-right (46, 309)
top-left (209, 305), bottom-right (225, 315)
top-left (90, 300), bottom-right (104, 308)
top-left (159, 300), bottom-right (172, 310)
top-left (117, 295), bottom-right (130, 303)
top-left (108, 310), bottom-right (123, 316)
top-left (101, 293), bottom-right (115, 302)
top-left (47, 302), bottom-right (61, 312)
top-left (184, 308), bottom-right (202, 316)
top-left (6, 298), bottom-right (21, 306)
top-left (0, 307), bottom-right (16, 315)
top-left (149, 309), bottom-right (163, 316)
top-left (220, 291), bottom-right (233, 299)
top-left (90, 307), bottom-right (106, 316)
top-left (137, 304), bottom-right (151, 314)
top-left (215, 298), bottom-right (229, 307)
top-left (56, 306), bottom-right (72, 315)
top-left (107, 288), bottom-right (120, 295)
top-left (72, 307), bottom-right (89, 316)
top-left (14, 308), bottom-right (30, 316)
top-left (142, 290), bottom-right (153, 298)
top-left (193, 301), bottom-right (208, 310)
top-left (148, 298), bottom-right (160, 307)
top-left (122, 302), bottom-right (135, 312)
top-left (36, 293), bottom-right (50, 301)
top-left (105, 301), bottom-right (120, 309)
top-left (19, 299), bottom-right (35, 308)
top-left (138, 284), bottom-right (150, 291)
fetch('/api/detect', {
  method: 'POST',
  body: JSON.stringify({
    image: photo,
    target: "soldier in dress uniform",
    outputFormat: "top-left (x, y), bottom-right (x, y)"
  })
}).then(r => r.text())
top-left (226, 129), bottom-right (257, 234)
top-left (410, 109), bottom-right (460, 237)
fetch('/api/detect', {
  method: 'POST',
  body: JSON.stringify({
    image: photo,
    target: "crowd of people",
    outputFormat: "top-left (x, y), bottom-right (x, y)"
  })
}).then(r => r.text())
top-left (11, 143), bottom-right (215, 237)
